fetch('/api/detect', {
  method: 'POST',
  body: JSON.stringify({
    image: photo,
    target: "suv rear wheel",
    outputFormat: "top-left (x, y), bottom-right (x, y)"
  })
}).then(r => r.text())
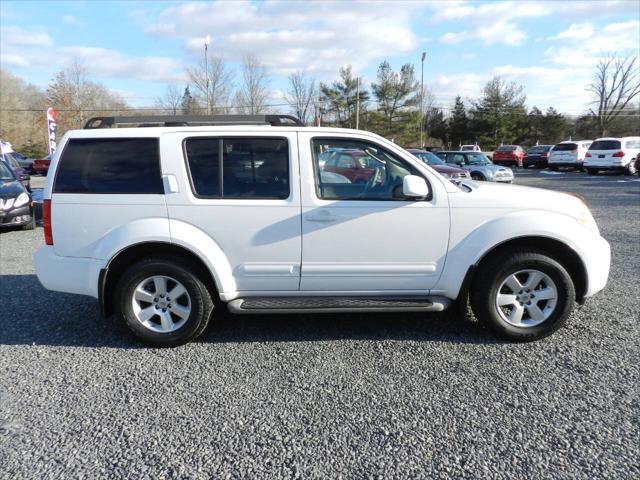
top-left (115, 258), bottom-right (214, 347)
top-left (470, 249), bottom-right (575, 341)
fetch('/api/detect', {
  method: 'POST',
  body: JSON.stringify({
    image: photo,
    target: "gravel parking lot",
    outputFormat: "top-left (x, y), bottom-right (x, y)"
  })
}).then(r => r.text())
top-left (1, 171), bottom-right (638, 479)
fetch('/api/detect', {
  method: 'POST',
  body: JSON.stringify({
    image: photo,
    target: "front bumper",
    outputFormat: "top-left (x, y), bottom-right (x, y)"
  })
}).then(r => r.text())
top-left (0, 205), bottom-right (32, 227)
top-left (581, 233), bottom-right (611, 299)
top-left (34, 246), bottom-right (103, 298)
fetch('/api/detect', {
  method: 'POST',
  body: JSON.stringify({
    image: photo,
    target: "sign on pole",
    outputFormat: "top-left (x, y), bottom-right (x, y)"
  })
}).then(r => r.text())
top-left (47, 108), bottom-right (57, 155)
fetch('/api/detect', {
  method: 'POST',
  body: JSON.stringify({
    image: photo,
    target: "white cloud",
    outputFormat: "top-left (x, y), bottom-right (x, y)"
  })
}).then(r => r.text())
top-left (555, 22), bottom-right (595, 40)
top-left (1, 25), bottom-right (53, 47)
top-left (61, 15), bottom-right (83, 26)
top-left (546, 20), bottom-right (640, 66)
top-left (58, 46), bottom-right (185, 83)
top-left (1, 53), bottom-right (30, 68)
top-left (144, 0), bottom-right (421, 74)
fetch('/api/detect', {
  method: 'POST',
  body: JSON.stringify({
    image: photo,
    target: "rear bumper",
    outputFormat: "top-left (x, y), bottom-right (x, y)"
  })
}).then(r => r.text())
top-left (34, 246), bottom-right (102, 298)
top-left (548, 162), bottom-right (583, 167)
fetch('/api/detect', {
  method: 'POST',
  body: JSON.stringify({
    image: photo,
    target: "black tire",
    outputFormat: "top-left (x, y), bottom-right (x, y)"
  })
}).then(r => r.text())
top-left (549, 165), bottom-right (558, 171)
top-left (624, 162), bottom-right (636, 176)
top-left (115, 257), bottom-right (214, 347)
top-left (586, 168), bottom-right (597, 176)
top-left (471, 172), bottom-right (485, 181)
top-left (470, 249), bottom-right (575, 341)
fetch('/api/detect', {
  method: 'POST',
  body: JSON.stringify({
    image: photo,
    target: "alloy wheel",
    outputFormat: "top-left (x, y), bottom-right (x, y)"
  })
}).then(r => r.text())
top-left (131, 275), bottom-right (192, 333)
top-left (495, 269), bottom-right (558, 327)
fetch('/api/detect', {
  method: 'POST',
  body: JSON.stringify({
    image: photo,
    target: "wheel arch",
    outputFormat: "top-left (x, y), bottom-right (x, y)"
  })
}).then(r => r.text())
top-left (100, 242), bottom-right (221, 317)
top-left (466, 236), bottom-right (588, 304)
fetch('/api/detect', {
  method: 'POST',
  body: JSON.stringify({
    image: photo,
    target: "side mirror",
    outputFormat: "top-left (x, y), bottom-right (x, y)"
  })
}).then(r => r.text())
top-left (402, 175), bottom-right (429, 199)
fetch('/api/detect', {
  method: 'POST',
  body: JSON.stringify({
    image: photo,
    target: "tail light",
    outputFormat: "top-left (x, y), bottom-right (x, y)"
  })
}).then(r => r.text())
top-left (541, 153), bottom-right (548, 158)
top-left (612, 151), bottom-right (625, 157)
top-left (43, 199), bottom-right (53, 245)
top-left (585, 153), bottom-right (592, 158)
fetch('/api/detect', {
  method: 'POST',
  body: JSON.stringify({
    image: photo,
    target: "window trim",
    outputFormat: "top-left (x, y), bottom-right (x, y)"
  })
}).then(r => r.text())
top-left (182, 136), bottom-right (292, 200)
top-left (52, 137), bottom-right (163, 195)
top-left (310, 136), bottom-right (432, 202)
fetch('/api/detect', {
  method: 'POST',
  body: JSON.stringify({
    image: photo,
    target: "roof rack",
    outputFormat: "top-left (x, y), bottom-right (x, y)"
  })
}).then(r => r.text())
top-left (83, 114), bottom-right (304, 129)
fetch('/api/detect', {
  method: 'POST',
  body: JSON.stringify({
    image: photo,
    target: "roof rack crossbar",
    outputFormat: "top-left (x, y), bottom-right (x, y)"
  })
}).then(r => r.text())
top-left (83, 114), bottom-right (304, 129)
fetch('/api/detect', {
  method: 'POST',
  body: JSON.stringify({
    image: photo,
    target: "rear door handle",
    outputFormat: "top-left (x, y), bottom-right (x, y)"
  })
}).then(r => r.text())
top-left (305, 212), bottom-right (337, 223)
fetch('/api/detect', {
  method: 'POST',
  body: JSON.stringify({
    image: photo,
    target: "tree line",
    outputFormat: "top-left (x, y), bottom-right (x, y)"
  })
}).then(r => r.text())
top-left (0, 54), bottom-right (637, 157)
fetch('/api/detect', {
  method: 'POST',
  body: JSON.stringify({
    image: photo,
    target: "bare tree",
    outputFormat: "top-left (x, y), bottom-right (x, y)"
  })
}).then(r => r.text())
top-left (284, 71), bottom-right (316, 124)
top-left (588, 55), bottom-right (640, 136)
top-left (46, 58), bottom-right (127, 135)
top-left (154, 85), bottom-right (183, 115)
top-left (187, 56), bottom-right (233, 114)
top-left (235, 54), bottom-right (270, 114)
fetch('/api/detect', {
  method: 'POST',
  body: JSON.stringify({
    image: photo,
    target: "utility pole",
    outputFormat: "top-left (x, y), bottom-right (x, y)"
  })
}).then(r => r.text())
top-left (204, 35), bottom-right (211, 115)
top-left (355, 76), bottom-right (360, 130)
top-left (420, 51), bottom-right (426, 148)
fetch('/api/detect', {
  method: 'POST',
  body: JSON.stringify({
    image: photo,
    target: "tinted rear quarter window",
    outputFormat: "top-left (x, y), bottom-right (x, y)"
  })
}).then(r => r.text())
top-left (54, 138), bottom-right (162, 194)
top-left (625, 140), bottom-right (640, 149)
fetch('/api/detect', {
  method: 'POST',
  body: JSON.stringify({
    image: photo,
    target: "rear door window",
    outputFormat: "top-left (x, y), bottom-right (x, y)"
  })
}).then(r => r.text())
top-left (184, 137), bottom-right (290, 200)
top-left (54, 138), bottom-right (162, 194)
top-left (625, 139), bottom-right (640, 149)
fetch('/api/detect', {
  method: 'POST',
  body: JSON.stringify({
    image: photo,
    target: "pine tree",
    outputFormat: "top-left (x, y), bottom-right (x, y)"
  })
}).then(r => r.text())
top-left (180, 86), bottom-right (198, 115)
top-left (448, 96), bottom-right (469, 148)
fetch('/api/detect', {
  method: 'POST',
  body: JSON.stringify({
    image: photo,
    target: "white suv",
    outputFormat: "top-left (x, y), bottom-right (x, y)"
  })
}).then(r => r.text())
top-left (34, 115), bottom-right (611, 347)
top-left (548, 140), bottom-right (592, 170)
top-left (584, 137), bottom-right (640, 175)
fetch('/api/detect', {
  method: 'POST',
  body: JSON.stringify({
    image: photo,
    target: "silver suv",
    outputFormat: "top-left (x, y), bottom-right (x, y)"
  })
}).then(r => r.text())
top-left (436, 151), bottom-right (514, 183)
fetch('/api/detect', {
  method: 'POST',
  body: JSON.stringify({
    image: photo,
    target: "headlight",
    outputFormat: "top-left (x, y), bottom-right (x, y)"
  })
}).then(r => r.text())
top-left (14, 192), bottom-right (30, 207)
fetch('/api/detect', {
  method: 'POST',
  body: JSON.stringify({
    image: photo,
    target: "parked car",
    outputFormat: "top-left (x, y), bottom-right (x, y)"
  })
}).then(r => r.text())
top-left (523, 145), bottom-right (553, 168)
top-left (10, 151), bottom-right (36, 174)
top-left (322, 149), bottom-right (383, 183)
top-left (583, 137), bottom-right (640, 176)
top-left (33, 155), bottom-right (52, 175)
top-left (35, 114), bottom-right (610, 347)
top-left (0, 160), bottom-right (35, 230)
top-left (436, 151), bottom-right (514, 183)
top-left (460, 144), bottom-right (481, 152)
top-left (548, 140), bottom-right (592, 171)
top-left (492, 145), bottom-right (526, 168)
top-left (635, 154), bottom-right (640, 176)
top-left (406, 148), bottom-right (470, 180)
top-left (1, 152), bottom-right (31, 191)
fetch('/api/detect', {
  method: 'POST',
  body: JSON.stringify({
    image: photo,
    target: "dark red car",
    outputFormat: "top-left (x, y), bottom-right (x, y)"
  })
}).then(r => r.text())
top-left (406, 148), bottom-right (470, 179)
top-left (322, 150), bottom-right (382, 183)
top-left (33, 154), bottom-right (51, 175)
top-left (492, 145), bottom-right (525, 167)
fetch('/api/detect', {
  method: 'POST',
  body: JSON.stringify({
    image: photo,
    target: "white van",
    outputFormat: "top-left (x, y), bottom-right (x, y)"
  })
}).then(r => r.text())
top-left (34, 115), bottom-right (610, 346)
top-left (584, 137), bottom-right (640, 175)
top-left (548, 140), bottom-right (592, 170)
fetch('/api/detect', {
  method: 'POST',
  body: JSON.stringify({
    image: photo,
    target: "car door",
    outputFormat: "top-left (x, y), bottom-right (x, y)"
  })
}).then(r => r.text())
top-left (298, 132), bottom-right (450, 293)
top-left (162, 131), bottom-right (301, 292)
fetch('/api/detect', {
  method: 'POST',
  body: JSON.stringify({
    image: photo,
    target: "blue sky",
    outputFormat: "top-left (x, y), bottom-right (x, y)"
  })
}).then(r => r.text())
top-left (1, 0), bottom-right (639, 115)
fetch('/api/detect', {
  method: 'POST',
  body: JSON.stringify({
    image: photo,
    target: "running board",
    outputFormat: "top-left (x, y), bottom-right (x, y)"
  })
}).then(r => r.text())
top-left (227, 296), bottom-right (451, 314)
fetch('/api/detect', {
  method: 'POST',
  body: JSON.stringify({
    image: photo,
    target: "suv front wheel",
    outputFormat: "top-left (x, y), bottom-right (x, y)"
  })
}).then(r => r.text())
top-left (470, 249), bottom-right (575, 341)
top-left (115, 258), bottom-right (214, 347)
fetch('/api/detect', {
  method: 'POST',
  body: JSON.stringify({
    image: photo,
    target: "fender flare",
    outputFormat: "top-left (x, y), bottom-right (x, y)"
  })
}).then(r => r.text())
top-left (435, 210), bottom-right (590, 299)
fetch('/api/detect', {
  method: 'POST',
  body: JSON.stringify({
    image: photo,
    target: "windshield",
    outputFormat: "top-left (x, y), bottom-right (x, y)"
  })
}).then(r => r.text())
top-left (467, 153), bottom-right (491, 165)
top-left (497, 145), bottom-right (517, 151)
top-left (413, 151), bottom-right (445, 166)
top-left (0, 161), bottom-right (15, 181)
top-left (589, 140), bottom-right (621, 151)
top-left (553, 143), bottom-right (577, 151)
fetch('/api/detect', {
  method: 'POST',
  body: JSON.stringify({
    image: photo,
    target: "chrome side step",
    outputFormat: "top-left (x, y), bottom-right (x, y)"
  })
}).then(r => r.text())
top-left (227, 296), bottom-right (451, 314)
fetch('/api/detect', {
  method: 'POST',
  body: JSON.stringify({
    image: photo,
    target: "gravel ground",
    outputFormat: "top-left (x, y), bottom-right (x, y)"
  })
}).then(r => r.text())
top-left (1, 170), bottom-right (638, 479)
